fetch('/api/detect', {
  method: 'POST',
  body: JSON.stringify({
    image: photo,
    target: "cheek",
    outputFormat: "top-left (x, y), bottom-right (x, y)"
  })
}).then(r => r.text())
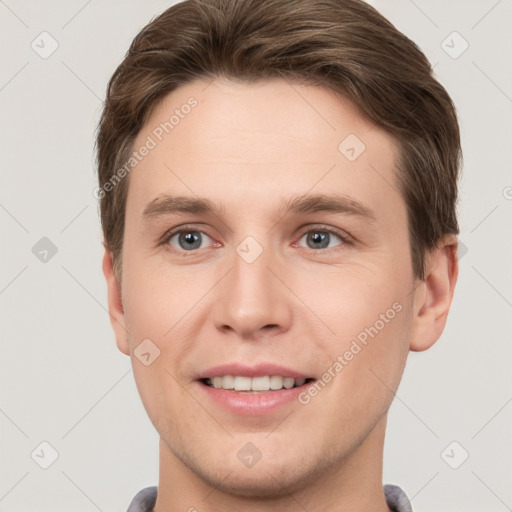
top-left (130, 361), bottom-right (190, 444)
top-left (312, 302), bottom-right (411, 442)
top-left (121, 253), bottom-right (200, 342)
top-left (354, 299), bottom-right (411, 387)
top-left (309, 261), bottom-right (412, 380)
top-left (297, 262), bottom-right (408, 338)
top-left (121, 258), bottom-right (207, 430)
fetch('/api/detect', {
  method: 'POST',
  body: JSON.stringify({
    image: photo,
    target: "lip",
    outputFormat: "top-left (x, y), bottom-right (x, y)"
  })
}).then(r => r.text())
top-left (195, 363), bottom-right (314, 416)
top-left (196, 362), bottom-right (310, 380)
top-left (197, 381), bottom-right (311, 416)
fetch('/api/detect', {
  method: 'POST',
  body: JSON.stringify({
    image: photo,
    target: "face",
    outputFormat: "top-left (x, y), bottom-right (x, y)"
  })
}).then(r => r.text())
top-left (108, 78), bottom-right (428, 496)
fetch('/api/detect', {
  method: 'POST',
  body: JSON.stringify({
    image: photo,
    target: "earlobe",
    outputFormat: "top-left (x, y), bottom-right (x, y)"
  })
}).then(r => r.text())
top-left (409, 236), bottom-right (459, 352)
top-left (102, 248), bottom-right (130, 356)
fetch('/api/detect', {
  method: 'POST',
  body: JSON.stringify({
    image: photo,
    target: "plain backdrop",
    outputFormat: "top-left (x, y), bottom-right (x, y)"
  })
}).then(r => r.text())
top-left (1, 1), bottom-right (511, 511)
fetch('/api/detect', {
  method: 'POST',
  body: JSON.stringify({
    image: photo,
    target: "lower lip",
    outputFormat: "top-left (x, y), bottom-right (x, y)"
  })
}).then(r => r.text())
top-left (198, 381), bottom-right (310, 416)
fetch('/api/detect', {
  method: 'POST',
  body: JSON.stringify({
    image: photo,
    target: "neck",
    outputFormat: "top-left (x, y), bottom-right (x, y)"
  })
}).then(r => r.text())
top-left (153, 415), bottom-right (392, 512)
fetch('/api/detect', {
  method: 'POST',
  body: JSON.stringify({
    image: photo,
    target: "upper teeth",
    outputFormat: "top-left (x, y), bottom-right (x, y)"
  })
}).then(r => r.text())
top-left (209, 375), bottom-right (306, 391)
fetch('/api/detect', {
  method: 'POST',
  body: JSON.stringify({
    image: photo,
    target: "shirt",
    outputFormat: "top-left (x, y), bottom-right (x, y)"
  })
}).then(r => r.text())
top-left (126, 483), bottom-right (413, 511)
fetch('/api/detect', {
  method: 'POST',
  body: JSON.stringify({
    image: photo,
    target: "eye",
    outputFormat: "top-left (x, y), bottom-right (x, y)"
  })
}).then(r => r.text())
top-left (165, 228), bottom-right (214, 251)
top-left (296, 227), bottom-right (348, 250)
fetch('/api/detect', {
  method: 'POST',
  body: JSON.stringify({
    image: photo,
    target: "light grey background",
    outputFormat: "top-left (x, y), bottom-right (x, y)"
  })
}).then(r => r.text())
top-left (1, 1), bottom-right (511, 510)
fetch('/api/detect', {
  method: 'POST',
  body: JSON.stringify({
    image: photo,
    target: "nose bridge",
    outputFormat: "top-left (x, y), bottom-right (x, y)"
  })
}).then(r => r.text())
top-left (213, 234), bottom-right (291, 337)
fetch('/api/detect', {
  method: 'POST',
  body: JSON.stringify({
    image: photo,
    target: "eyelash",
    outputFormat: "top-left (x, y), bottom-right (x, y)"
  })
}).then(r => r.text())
top-left (159, 224), bottom-right (353, 255)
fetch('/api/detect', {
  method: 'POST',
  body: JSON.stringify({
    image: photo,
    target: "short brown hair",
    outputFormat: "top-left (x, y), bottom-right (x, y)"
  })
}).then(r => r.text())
top-left (96, 0), bottom-right (461, 281)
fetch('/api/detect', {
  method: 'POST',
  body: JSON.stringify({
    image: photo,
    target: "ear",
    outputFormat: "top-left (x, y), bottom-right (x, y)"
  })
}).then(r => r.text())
top-left (102, 248), bottom-right (130, 356)
top-left (409, 235), bottom-right (459, 352)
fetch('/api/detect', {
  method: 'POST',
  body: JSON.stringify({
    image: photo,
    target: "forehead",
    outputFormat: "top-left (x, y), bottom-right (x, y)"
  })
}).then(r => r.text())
top-left (126, 78), bottom-right (402, 221)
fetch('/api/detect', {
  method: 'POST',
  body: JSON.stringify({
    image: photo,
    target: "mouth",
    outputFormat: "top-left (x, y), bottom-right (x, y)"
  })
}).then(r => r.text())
top-left (199, 375), bottom-right (316, 393)
top-left (195, 363), bottom-right (317, 414)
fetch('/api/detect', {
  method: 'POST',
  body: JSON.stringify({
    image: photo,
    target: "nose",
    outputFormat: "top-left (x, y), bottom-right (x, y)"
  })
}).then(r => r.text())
top-left (213, 241), bottom-right (292, 340)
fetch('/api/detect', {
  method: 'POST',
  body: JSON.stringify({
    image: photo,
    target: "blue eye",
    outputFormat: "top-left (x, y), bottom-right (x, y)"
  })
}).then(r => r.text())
top-left (161, 224), bottom-right (351, 255)
top-left (168, 230), bottom-right (213, 251)
top-left (298, 229), bottom-right (345, 250)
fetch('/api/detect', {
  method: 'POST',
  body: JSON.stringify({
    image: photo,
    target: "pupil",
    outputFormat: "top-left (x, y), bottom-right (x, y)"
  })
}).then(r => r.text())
top-left (181, 232), bottom-right (201, 249)
top-left (309, 232), bottom-right (328, 248)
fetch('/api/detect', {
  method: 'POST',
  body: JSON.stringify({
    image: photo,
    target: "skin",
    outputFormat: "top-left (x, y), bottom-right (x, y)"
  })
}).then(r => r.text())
top-left (103, 78), bottom-right (458, 512)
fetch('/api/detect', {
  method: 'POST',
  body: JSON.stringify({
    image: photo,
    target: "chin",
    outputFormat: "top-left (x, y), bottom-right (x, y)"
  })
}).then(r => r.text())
top-left (177, 443), bottom-right (331, 500)
top-left (200, 463), bottom-right (312, 499)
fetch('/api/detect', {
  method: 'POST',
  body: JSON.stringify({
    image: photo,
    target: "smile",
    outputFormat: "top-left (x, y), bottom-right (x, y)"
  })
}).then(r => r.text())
top-left (201, 375), bottom-right (314, 392)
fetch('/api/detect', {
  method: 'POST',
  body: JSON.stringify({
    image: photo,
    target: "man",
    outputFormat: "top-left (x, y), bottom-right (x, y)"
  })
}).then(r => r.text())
top-left (96, 0), bottom-right (461, 510)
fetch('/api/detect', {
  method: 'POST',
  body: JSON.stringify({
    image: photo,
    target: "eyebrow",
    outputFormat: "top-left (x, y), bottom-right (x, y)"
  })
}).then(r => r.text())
top-left (280, 193), bottom-right (377, 223)
top-left (142, 195), bottom-right (225, 221)
top-left (141, 193), bottom-right (377, 224)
